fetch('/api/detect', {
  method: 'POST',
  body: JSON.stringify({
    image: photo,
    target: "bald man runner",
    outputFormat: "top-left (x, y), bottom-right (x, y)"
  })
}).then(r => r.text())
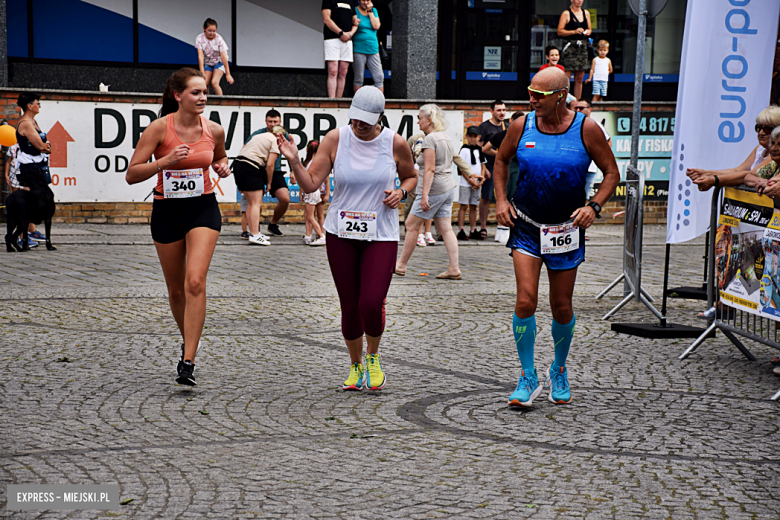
top-left (493, 68), bottom-right (619, 407)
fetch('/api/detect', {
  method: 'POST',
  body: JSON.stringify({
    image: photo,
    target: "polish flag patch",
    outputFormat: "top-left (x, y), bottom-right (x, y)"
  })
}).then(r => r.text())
top-left (525, 142), bottom-right (536, 148)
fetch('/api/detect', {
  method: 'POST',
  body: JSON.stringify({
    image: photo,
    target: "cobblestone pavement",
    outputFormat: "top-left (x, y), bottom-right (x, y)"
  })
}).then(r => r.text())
top-left (1, 224), bottom-right (779, 519)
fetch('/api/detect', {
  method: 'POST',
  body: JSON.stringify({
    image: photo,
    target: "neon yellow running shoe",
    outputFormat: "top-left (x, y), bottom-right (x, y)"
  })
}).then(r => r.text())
top-left (342, 362), bottom-right (365, 391)
top-left (365, 353), bottom-right (386, 390)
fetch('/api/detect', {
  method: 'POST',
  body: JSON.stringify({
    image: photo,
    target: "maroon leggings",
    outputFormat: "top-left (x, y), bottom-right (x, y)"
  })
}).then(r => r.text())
top-left (326, 233), bottom-right (398, 340)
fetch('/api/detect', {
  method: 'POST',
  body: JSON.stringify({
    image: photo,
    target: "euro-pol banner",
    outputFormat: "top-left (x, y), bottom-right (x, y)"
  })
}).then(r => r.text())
top-left (716, 188), bottom-right (780, 321)
top-left (666, 0), bottom-right (780, 244)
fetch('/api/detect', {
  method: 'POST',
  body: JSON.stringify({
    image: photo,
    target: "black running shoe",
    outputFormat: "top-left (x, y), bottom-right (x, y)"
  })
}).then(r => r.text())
top-left (176, 360), bottom-right (196, 386)
top-left (469, 229), bottom-right (481, 240)
top-left (240, 231), bottom-right (250, 240)
top-left (267, 223), bottom-right (283, 236)
top-left (457, 229), bottom-right (469, 241)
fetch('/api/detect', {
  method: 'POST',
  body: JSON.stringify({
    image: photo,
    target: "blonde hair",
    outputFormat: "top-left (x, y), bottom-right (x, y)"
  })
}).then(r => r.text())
top-left (756, 106), bottom-right (780, 128)
top-left (419, 104), bottom-right (449, 132)
top-left (270, 125), bottom-right (287, 136)
top-left (771, 126), bottom-right (780, 146)
top-left (598, 40), bottom-right (609, 49)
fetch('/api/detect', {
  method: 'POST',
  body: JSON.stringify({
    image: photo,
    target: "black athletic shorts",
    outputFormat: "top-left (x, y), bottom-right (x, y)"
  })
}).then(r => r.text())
top-left (150, 192), bottom-right (222, 244)
top-left (232, 159), bottom-right (288, 195)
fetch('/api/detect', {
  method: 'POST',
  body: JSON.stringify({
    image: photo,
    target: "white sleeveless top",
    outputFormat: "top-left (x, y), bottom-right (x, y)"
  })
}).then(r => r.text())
top-left (324, 125), bottom-right (399, 241)
top-left (751, 145), bottom-right (768, 170)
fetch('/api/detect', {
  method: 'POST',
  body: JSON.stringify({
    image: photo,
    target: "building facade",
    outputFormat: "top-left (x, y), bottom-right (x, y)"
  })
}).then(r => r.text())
top-left (4, 0), bottom-right (686, 100)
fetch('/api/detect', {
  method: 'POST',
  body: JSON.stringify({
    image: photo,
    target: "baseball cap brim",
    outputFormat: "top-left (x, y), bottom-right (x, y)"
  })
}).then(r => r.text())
top-left (348, 105), bottom-right (381, 126)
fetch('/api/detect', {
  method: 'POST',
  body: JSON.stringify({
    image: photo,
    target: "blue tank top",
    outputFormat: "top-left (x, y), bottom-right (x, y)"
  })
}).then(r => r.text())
top-left (513, 111), bottom-right (591, 225)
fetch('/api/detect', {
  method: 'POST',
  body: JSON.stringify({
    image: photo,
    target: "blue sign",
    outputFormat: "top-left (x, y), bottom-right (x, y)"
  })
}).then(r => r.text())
top-left (466, 71), bottom-right (517, 81)
top-left (614, 74), bottom-right (680, 83)
top-left (485, 9), bottom-right (503, 13)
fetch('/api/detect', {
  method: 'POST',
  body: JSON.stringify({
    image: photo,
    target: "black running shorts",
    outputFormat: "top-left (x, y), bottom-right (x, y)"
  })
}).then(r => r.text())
top-left (150, 193), bottom-right (222, 244)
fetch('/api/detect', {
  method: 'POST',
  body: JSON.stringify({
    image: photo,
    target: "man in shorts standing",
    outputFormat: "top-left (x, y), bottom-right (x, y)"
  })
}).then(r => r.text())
top-left (477, 100), bottom-right (507, 240)
top-left (322, 0), bottom-right (359, 98)
top-left (493, 68), bottom-right (619, 407)
top-left (246, 109), bottom-right (292, 236)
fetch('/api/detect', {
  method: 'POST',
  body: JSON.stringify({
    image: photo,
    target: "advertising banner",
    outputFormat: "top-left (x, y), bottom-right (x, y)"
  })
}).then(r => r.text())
top-left (667, 0), bottom-right (780, 244)
top-left (32, 101), bottom-right (464, 203)
top-left (716, 187), bottom-right (780, 321)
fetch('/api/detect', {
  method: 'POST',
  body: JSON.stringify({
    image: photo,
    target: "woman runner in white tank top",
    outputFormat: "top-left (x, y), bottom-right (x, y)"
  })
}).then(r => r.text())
top-left (279, 87), bottom-right (417, 392)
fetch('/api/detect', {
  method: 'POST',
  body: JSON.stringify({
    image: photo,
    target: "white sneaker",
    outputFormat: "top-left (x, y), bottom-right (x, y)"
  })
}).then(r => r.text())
top-left (248, 233), bottom-right (271, 246)
top-left (310, 236), bottom-right (327, 247)
top-left (424, 232), bottom-right (436, 245)
top-left (417, 234), bottom-right (427, 247)
top-left (303, 236), bottom-right (312, 245)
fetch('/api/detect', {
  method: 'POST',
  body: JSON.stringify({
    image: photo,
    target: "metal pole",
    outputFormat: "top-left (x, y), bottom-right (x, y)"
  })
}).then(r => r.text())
top-left (630, 0), bottom-right (647, 169)
top-left (660, 243), bottom-right (670, 327)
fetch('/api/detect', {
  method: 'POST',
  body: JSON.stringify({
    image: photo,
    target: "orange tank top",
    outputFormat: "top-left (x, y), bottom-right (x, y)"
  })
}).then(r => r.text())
top-left (153, 114), bottom-right (216, 200)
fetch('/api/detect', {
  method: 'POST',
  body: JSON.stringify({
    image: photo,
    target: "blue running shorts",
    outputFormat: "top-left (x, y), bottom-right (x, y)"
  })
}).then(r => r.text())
top-left (506, 219), bottom-right (585, 271)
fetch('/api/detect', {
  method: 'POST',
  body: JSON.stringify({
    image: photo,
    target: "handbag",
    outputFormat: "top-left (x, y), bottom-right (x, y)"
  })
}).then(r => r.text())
top-left (379, 42), bottom-right (389, 64)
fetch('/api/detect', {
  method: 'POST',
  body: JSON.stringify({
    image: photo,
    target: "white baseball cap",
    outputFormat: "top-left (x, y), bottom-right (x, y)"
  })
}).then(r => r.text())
top-left (348, 86), bottom-right (385, 125)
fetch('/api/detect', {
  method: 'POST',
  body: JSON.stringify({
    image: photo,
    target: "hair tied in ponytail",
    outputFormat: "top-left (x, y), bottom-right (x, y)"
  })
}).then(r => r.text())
top-left (159, 68), bottom-right (206, 118)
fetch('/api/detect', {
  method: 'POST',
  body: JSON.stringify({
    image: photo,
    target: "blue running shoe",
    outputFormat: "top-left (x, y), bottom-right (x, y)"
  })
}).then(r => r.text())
top-left (508, 369), bottom-right (541, 407)
top-left (545, 366), bottom-right (573, 404)
top-left (18, 237), bottom-right (39, 248)
top-left (28, 230), bottom-right (46, 242)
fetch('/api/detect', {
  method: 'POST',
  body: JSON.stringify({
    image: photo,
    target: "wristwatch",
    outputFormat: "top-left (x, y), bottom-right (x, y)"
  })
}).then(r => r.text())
top-left (587, 201), bottom-right (602, 218)
top-left (399, 188), bottom-right (408, 200)
top-left (338, 30), bottom-right (344, 37)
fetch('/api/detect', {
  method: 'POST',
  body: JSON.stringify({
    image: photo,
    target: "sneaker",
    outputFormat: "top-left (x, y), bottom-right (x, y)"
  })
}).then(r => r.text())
top-left (545, 366), bottom-right (572, 404)
top-left (457, 229), bottom-right (469, 241)
top-left (469, 229), bottom-right (480, 240)
top-left (248, 233), bottom-right (271, 246)
top-left (424, 232), bottom-right (436, 245)
top-left (240, 231), bottom-right (250, 240)
top-left (342, 362), bottom-right (365, 391)
top-left (18, 237), bottom-right (39, 248)
top-left (176, 343), bottom-right (185, 375)
top-left (310, 236), bottom-right (327, 247)
top-left (303, 236), bottom-right (312, 245)
top-left (508, 369), bottom-right (541, 407)
top-left (416, 234), bottom-right (427, 247)
top-left (267, 223), bottom-right (284, 236)
top-left (28, 230), bottom-right (46, 241)
top-left (364, 353), bottom-right (386, 390)
top-left (176, 360), bottom-right (196, 386)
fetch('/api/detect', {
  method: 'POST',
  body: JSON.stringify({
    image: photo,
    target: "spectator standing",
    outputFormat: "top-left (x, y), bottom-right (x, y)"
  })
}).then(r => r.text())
top-left (353, 0), bottom-right (383, 93)
top-left (557, 0), bottom-right (592, 100)
top-left (246, 109), bottom-right (292, 236)
top-left (4, 142), bottom-right (42, 247)
top-left (585, 41), bottom-right (612, 101)
top-left (539, 45), bottom-right (566, 73)
top-left (279, 86), bottom-right (417, 391)
top-left (456, 126), bottom-right (485, 241)
top-left (574, 100), bottom-right (611, 200)
top-left (300, 140), bottom-right (327, 246)
top-left (477, 100), bottom-right (508, 240)
top-left (15, 93), bottom-right (51, 189)
top-left (196, 18), bottom-right (234, 96)
top-left (233, 126), bottom-right (289, 246)
top-left (322, 0), bottom-right (359, 98)
top-left (395, 104), bottom-right (462, 280)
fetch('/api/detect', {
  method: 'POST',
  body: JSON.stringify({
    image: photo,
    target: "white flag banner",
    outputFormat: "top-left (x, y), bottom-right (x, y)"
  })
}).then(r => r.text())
top-left (667, 0), bottom-right (780, 244)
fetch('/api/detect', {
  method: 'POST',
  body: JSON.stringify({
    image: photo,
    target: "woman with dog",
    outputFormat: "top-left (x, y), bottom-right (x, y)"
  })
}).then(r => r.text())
top-left (126, 68), bottom-right (231, 386)
top-left (15, 93), bottom-right (51, 189)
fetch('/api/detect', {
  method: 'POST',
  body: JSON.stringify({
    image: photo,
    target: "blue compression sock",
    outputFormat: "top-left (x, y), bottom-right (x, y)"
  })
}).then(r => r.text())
top-left (552, 315), bottom-right (576, 370)
top-left (513, 313), bottom-right (536, 373)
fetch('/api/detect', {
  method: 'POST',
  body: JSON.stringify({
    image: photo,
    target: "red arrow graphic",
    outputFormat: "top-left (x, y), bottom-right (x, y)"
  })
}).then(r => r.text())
top-left (47, 121), bottom-right (75, 168)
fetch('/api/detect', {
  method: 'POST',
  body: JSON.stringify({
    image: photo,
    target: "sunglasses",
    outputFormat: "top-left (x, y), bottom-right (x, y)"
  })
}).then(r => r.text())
top-left (574, 106), bottom-right (589, 111)
top-left (528, 87), bottom-right (566, 100)
top-left (756, 124), bottom-right (775, 134)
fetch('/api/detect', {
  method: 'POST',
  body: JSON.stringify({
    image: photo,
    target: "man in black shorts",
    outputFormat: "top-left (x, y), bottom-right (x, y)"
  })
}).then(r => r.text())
top-left (477, 100), bottom-right (507, 240)
top-left (246, 109), bottom-right (291, 236)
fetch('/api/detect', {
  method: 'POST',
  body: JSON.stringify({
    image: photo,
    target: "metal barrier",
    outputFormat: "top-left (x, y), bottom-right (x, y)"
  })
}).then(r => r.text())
top-left (680, 185), bottom-right (780, 400)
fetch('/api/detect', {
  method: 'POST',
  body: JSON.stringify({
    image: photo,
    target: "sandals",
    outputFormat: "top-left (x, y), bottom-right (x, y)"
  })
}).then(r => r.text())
top-left (394, 268), bottom-right (406, 276)
top-left (479, 229), bottom-right (488, 240)
top-left (436, 272), bottom-right (462, 280)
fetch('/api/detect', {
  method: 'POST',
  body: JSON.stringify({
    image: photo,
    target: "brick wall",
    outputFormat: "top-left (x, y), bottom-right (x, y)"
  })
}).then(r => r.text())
top-left (1, 89), bottom-right (675, 226)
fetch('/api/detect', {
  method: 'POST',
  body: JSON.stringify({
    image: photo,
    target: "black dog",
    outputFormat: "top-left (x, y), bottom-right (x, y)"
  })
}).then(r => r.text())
top-left (5, 176), bottom-right (56, 252)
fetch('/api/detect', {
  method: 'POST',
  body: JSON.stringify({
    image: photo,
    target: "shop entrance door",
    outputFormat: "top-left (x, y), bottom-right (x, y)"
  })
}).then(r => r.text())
top-left (439, 0), bottom-right (531, 100)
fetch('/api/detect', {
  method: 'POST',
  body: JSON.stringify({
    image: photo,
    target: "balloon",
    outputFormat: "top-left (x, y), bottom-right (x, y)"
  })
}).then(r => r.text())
top-left (0, 125), bottom-right (17, 147)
